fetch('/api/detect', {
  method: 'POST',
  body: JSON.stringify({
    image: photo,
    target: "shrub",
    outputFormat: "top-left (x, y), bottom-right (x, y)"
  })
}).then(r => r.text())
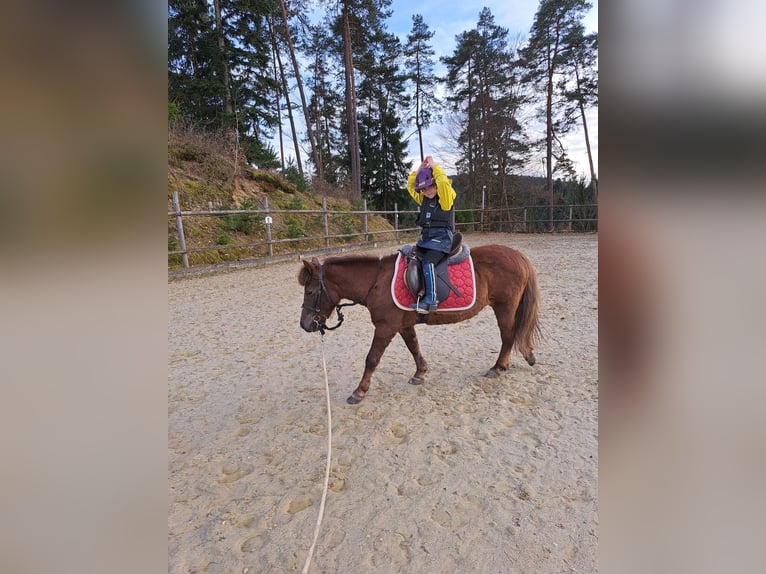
top-left (220, 198), bottom-right (261, 235)
top-left (284, 215), bottom-right (302, 238)
top-left (289, 195), bottom-right (305, 210)
top-left (282, 162), bottom-right (309, 192)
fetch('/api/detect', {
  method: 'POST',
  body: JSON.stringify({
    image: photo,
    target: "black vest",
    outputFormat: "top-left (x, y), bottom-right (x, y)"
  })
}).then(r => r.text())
top-left (417, 197), bottom-right (452, 228)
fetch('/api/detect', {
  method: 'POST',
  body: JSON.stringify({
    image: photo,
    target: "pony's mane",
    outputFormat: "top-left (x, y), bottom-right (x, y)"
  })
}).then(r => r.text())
top-left (298, 252), bottom-right (395, 285)
top-left (325, 253), bottom-right (389, 267)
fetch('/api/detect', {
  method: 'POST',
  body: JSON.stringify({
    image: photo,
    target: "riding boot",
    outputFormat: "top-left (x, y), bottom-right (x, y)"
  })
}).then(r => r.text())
top-left (410, 261), bottom-right (438, 314)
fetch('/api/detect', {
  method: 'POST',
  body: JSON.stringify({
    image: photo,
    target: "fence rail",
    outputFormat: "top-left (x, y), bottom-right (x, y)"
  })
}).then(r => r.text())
top-left (168, 190), bottom-right (598, 268)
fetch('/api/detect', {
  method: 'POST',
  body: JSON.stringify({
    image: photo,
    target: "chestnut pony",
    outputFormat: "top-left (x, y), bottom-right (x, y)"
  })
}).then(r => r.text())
top-left (298, 244), bottom-right (541, 404)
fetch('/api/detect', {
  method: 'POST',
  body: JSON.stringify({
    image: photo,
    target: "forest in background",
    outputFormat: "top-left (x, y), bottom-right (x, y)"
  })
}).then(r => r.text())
top-left (168, 0), bottom-right (597, 230)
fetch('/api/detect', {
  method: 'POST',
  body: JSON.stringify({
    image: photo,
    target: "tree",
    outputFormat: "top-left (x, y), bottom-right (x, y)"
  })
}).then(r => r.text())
top-left (341, 3), bottom-right (362, 200)
top-left (213, 0), bottom-right (234, 116)
top-left (224, 0), bottom-right (280, 164)
top-left (564, 31), bottom-right (598, 201)
top-left (266, 12), bottom-right (303, 173)
top-left (321, 0), bottom-right (393, 200)
top-left (168, 0), bottom-right (223, 126)
top-left (519, 0), bottom-right (592, 231)
top-left (303, 23), bottom-right (346, 187)
top-left (403, 14), bottom-right (440, 161)
top-left (276, 0), bottom-right (322, 180)
top-left (356, 29), bottom-right (410, 212)
top-left (443, 8), bottom-right (528, 213)
top-left (169, 0), bottom-right (280, 166)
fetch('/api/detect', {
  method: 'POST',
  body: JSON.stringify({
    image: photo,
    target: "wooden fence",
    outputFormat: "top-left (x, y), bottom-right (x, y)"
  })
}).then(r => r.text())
top-left (168, 190), bottom-right (598, 269)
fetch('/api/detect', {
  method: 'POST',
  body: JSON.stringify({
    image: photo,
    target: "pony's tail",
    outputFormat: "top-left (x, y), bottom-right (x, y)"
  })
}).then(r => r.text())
top-left (514, 256), bottom-right (543, 363)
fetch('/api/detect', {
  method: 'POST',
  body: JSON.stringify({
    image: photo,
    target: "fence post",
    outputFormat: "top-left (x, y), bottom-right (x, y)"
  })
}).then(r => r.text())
top-left (171, 190), bottom-right (189, 268)
top-left (264, 197), bottom-right (273, 256)
top-left (363, 199), bottom-right (369, 241)
top-left (524, 207), bottom-right (528, 233)
top-left (394, 202), bottom-right (399, 241)
top-left (322, 196), bottom-right (330, 248)
top-left (568, 204), bottom-right (573, 232)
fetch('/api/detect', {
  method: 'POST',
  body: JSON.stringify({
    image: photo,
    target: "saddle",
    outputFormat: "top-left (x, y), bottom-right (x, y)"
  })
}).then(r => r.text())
top-left (400, 232), bottom-right (470, 302)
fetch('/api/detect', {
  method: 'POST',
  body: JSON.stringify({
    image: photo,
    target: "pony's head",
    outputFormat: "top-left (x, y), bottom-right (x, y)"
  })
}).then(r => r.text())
top-left (298, 257), bottom-right (337, 332)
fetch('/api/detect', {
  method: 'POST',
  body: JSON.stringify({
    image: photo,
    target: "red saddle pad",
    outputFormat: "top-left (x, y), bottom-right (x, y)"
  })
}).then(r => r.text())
top-left (391, 253), bottom-right (477, 311)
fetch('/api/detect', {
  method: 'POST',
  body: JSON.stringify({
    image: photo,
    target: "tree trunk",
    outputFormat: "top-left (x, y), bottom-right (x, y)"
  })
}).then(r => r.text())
top-left (342, 6), bottom-right (361, 200)
top-left (545, 16), bottom-right (564, 233)
top-left (415, 70), bottom-right (424, 161)
top-left (279, 0), bottom-right (322, 181)
top-left (267, 15), bottom-right (302, 175)
top-left (546, 66), bottom-right (554, 232)
top-left (270, 34), bottom-right (285, 168)
top-left (213, 0), bottom-right (233, 116)
top-left (574, 65), bottom-right (597, 202)
top-left (466, 59), bottom-right (475, 207)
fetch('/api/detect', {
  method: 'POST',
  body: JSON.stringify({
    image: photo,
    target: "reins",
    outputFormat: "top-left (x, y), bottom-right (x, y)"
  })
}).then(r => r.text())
top-left (307, 258), bottom-right (383, 335)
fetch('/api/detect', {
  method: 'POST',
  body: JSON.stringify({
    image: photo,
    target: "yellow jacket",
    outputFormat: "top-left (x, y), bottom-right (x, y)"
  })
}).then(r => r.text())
top-left (407, 164), bottom-right (456, 211)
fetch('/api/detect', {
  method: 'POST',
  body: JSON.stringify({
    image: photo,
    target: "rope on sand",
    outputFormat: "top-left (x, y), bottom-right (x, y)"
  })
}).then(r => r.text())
top-left (301, 334), bottom-right (333, 574)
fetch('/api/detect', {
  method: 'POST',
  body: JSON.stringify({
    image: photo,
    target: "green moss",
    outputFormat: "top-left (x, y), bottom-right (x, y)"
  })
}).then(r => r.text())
top-left (190, 250), bottom-right (224, 266)
top-left (251, 169), bottom-right (296, 194)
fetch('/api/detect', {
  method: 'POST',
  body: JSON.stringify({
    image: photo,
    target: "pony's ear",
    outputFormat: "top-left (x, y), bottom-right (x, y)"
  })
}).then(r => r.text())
top-left (303, 258), bottom-right (320, 272)
top-left (298, 258), bottom-right (319, 285)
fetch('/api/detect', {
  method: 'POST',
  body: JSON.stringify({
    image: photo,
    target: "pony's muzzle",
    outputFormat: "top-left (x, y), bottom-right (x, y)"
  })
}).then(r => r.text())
top-left (300, 314), bottom-right (323, 332)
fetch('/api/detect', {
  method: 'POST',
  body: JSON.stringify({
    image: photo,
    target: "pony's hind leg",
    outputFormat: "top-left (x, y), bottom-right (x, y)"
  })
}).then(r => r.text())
top-left (399, 326), bottom-right (428, 385)
top-left (486, 303), bottom-right (518, 378)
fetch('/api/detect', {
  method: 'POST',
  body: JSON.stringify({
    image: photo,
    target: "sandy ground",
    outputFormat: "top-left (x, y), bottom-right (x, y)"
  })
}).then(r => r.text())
top-left (168, 232), bottom-right (598, 573)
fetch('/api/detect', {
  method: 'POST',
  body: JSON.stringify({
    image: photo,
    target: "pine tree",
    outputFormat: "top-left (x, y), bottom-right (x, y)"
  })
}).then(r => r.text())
top-left (169, 0), bottom-right (280, 166)
top-left (168, 0), bottom-right (223, 127)
top-left (276, 0), bottom-right (321, 179)
top-left (403, 15), bottom-right (441, 162)
top-left (321, 0), bottom-right (393, 200)
top-left (303, 23), bottom-right (346, 187)
top-left (564, 31), bottom-right (598, 201)
top-left (356, 29), bottom-right (410, 212)
top-left (519, 0), bottom-right (592, 230)
top-left (443, 8), bottom-right (527, 213)
top-left (266, 12), bottom-right (303, 172)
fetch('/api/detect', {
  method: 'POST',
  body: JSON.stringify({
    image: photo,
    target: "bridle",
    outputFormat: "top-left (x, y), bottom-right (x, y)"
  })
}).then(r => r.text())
top-left (302, 263), bottom-right (343, 334)
top-left (302, 259), bottom-right (382, 335)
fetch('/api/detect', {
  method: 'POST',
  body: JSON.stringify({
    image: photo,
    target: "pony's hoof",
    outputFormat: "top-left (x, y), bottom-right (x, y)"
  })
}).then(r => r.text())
top-left (526, 353), bottom-right (536, 366)
top-left (484, 368), bottom-right (501, 379)
top-left (347, 394), bottom-right (363, 405)
top-left (408, 376), bottom-right (424, 386)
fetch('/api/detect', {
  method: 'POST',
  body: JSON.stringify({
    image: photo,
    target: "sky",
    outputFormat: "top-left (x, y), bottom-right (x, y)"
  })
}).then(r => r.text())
top-left (383, 0), bottom-right (599, 180)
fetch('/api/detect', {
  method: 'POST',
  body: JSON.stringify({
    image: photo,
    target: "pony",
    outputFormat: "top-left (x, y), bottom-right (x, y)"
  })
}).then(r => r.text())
top-left (298, 244), bottom-right (541, 404)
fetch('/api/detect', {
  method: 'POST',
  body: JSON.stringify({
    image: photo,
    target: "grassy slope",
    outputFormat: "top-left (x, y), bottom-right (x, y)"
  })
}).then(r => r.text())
top-left (167, 127), bottom-right (394, 267)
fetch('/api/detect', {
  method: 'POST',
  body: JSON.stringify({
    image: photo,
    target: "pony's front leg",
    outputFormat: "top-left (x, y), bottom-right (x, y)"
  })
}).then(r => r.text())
top-left (399, 326), bottom-right (428, 385)
top-left (347, 328), bottom-right (397, 404)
